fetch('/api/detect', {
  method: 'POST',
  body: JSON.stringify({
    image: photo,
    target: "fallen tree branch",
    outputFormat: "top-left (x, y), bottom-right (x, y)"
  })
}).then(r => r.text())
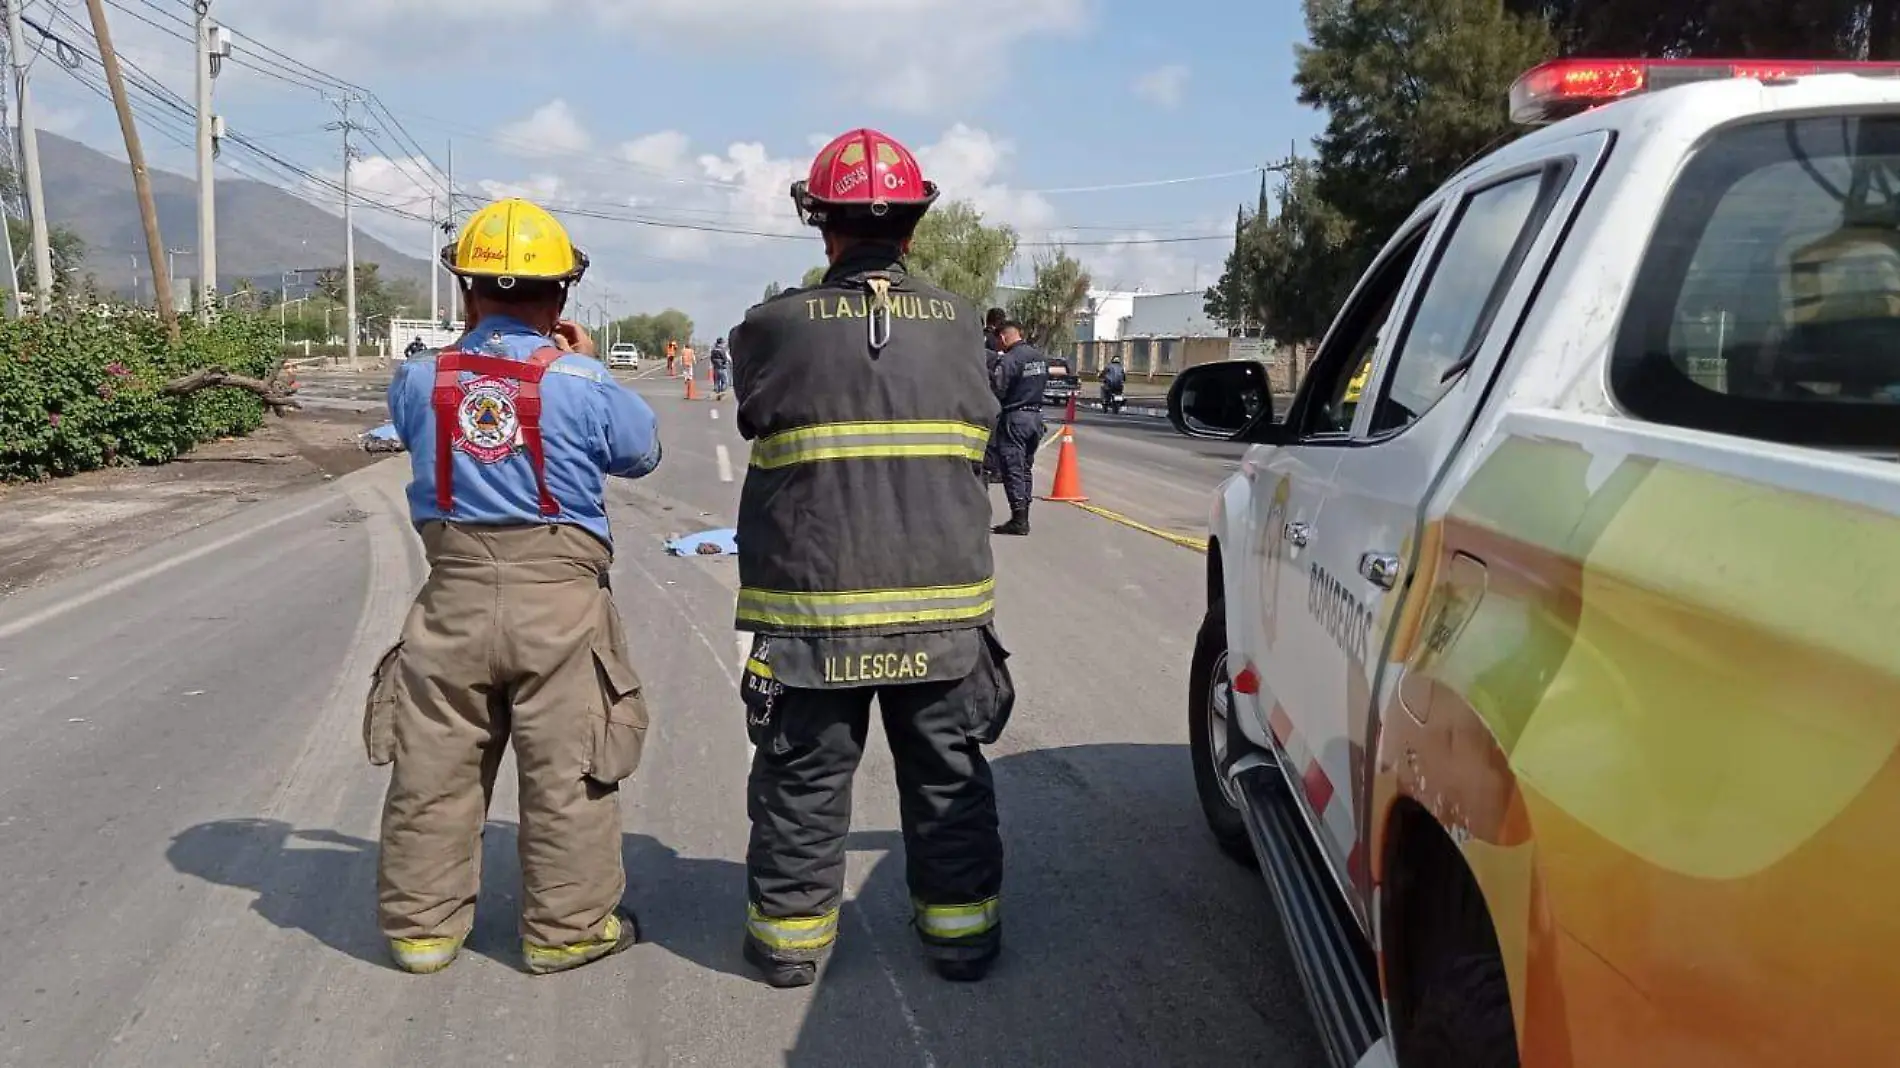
top-left (160, 367), bottom-right (303, 416)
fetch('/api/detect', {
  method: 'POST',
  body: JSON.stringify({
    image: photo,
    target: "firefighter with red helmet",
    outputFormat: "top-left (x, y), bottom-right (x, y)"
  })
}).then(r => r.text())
top-left (730, 129), bottom-right (1014, 988)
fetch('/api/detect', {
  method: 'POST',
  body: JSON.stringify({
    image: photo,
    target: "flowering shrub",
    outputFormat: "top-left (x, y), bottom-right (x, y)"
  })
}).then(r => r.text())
top-left (0, 313), bottom-right (281, 481)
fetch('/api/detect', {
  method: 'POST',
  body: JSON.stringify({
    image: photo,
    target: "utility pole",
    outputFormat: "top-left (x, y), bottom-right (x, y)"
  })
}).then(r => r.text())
top-left (167, 246), bottom-right (190, 308)
top-left (427, 192), bottom-right (438, 327)
top-left (194, 0), bottom-right (229, 320)
top-left (84, 0), bottom-right (175, 338)
top-left (325, 94), bottom-right (363, 369)
top-left (7, 0), bottom-right (54, 314)
top-left (445, 140), bottom-right (455, 231)
top-left (0, 198), bottom-right (18, 318)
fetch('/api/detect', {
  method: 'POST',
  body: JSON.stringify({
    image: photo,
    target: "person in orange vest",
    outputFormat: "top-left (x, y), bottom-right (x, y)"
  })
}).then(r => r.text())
top-left (666, 339), bottom-right (679, 377)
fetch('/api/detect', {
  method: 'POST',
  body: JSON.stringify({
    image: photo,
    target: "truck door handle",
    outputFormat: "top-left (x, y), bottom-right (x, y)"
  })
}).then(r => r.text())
top-left (1284, 522), bottom-right (1311, 548)
top-left (1359, 552), bottom-right (1401, 590)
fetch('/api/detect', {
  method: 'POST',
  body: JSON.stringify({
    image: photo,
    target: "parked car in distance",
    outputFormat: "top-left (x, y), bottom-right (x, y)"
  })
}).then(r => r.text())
top-left (1042, 356), bottom-right (1081, 407)
top-left (606, 343), bottom-right (640, 369)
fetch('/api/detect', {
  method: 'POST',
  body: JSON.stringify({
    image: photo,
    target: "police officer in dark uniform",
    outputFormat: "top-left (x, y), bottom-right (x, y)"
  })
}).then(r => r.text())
top-left (980, 307), bottom-right (1008, 484)
top-left (983, 307), bottom-right (1007, 370)
top-left (989, 320), bottom-right (1050, 536)
top-left (729, 127), bottom-right (1015, 989)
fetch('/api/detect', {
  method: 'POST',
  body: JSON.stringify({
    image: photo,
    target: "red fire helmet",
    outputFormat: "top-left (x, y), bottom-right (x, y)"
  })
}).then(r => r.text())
top-left (790, 128), bottom-right (940, 228)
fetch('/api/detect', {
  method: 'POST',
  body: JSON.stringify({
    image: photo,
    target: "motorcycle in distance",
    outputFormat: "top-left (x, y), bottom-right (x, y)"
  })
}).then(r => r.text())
top-left (1102, 385), bottom-right (1126, 414)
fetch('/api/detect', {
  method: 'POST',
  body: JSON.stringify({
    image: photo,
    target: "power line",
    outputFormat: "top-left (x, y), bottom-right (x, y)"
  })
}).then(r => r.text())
top-left (97, 0), bottom-right (447, 200)
top-left (1021, 167), bottom-right (1266, 195)
top-left (37, 20), bottom-right (435, 226)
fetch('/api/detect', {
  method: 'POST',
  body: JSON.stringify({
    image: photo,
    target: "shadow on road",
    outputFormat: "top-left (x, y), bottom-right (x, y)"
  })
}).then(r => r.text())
top-left (166, 817), bottom-right (749, 977)
top-left (783, 742), bottom-right (1324, 1068)
top-left (168, 743), bottom-right (1320, 1064)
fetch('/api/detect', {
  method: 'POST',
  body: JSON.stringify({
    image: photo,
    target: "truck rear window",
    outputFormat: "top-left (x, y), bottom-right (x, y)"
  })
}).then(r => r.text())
top-left (1614, 114), bottom-right (1900, 450)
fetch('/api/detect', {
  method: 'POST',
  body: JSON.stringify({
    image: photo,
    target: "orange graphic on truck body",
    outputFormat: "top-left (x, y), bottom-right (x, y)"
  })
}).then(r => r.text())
top-left (1367, 432), bottom-right (1900, 1067)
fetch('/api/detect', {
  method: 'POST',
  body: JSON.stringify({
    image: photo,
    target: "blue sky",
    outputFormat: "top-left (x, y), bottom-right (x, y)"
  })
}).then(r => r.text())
top-left (26, 0), bottom-right (1322, 335)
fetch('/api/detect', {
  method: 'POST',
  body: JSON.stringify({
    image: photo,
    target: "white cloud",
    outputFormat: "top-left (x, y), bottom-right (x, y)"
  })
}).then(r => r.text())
top-left (497, 100), bottom-right (591, 157)
top-left (249, 0), bottom-right (1089, 114)
top-left (1073, 230), bottom-right (1211, 294)
top-left (918, 125), bottom-right (1056, 229)
top-left (620, 131), bottom-right (691, 174)
top-left (1133, 64), bottom-right (1191, 109)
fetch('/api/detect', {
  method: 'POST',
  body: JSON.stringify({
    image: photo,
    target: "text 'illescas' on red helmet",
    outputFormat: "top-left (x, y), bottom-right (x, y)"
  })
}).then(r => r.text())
top-left (790, 128), bottom-right (941, 229)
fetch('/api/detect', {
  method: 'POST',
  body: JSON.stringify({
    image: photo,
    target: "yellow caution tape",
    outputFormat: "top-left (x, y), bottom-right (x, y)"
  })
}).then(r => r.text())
top-left (1068, 502), bottom-right (1210, 554)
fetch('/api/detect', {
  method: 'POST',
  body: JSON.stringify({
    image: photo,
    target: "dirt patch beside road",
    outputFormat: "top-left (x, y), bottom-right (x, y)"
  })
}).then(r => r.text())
top-left (0, 409), bottom-right (397, 599)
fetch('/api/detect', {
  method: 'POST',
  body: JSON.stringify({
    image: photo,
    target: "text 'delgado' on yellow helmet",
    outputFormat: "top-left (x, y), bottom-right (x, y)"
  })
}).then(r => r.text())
top-left (441, 198), bottom-right (589, 286)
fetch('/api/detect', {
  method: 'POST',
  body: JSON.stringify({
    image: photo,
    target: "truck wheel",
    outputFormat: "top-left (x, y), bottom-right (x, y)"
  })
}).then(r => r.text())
top-left (1189, 601), bottom-right (1253, 864)
top-left (1401, 951), bottom-right (1518, 1068)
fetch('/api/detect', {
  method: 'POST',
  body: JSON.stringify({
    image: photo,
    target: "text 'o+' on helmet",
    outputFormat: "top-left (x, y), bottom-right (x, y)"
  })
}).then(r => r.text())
top-left (790, 128), bottom-right (940, 229)
top-left (441, 197), bottom-right (590, 289)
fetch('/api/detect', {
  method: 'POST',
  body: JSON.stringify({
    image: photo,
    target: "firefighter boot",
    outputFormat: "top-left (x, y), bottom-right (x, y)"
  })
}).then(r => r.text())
top-left (991, 506), bottom-right (1030, 536)
top-left (389, 934), bottom-right (466, 975)
top-left (523, 907), bottom-right (642, 976)
top-left (934, 944), bottom-right (1000, 982)
top-left (743, 936), bottom-right (821, 989)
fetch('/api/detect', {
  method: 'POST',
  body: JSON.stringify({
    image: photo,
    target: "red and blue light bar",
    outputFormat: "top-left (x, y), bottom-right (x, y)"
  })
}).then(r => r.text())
top-left (1509, 58), bottom-right (1900, 126)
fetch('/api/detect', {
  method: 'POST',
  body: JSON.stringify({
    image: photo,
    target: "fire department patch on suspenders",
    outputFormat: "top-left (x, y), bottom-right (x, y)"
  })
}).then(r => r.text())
top-left (454, 377), bottom-right (524, 463)
top-left (430, 345), bottom-right (566, 517)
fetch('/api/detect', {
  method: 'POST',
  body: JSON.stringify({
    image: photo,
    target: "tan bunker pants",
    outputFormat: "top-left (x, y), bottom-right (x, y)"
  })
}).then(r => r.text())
top-left (363, 522), bottom-right (649, 964)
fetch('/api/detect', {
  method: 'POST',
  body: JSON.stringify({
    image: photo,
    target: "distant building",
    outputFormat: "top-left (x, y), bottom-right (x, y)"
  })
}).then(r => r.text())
top-left (989, 285), bottom-right (1141, 343)
top-left (1122, 291), bottom-right (1221, 339)
top-left (990, 286), bottom-right (1220, 342)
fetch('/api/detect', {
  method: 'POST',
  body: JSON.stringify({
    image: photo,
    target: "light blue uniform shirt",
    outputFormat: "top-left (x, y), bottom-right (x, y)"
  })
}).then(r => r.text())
top-left (389, 315), bottom-right (662, 546)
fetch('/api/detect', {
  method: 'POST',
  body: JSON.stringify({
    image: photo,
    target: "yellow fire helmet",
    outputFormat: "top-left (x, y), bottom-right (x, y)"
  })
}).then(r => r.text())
top-left (441, 197), bottom-right (589, 286)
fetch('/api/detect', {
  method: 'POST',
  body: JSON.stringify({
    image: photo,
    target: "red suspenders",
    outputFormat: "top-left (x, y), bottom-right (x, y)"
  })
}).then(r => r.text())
top-left (430, 345), bottom-right (566, 518)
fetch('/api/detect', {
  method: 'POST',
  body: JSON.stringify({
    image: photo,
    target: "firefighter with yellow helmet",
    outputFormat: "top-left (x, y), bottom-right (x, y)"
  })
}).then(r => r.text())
top-left (365, 197), bottom-right (663, 975)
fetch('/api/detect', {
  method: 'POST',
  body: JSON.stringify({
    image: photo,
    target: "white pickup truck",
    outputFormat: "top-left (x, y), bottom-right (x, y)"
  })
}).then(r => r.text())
top-left (1171, 58), bottom-right (1900, 1068)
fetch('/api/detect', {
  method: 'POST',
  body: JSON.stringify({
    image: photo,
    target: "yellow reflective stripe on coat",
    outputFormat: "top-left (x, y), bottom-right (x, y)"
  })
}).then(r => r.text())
top-left (750, 420), bottom-right (991, 470)
top-left (746, 904), bottom-right (839, 951)
top-left (736, 579), bottom-right (994, 630)
top-left (745, 657), bottom-right (775, 679)
top-left (913, 897), bottom-right (1000, 939)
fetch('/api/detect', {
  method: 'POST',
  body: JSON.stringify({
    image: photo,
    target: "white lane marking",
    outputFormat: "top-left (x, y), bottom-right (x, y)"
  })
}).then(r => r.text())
top-left (1040, 426), bottom-right (1065, 452)
top-left (0, 493), bottom-right (336, 642)
top-left (736, 631), bottom-right (755, 764)
top-left (715, 444), bottom-right (734, 483)
top-left (710, 407), bottom-right (720, 421)
top-left (844, 866), bottom-right (939, 1068)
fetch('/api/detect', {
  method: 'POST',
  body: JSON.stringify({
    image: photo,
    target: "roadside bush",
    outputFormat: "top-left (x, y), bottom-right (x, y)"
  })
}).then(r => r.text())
top-left (0, 313), bottom-right (281, 481)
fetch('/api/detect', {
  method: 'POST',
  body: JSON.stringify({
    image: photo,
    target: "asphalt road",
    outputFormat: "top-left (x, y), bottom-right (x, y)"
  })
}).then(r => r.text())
top-left (0, 376), bottom-right (1317, 1068)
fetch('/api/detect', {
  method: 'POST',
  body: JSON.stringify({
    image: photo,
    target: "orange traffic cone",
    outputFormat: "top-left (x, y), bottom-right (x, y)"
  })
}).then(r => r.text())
top-left (684, 374), bottom-right (700, 401)
top-left (1043, 425), bottom-right (1088, 502)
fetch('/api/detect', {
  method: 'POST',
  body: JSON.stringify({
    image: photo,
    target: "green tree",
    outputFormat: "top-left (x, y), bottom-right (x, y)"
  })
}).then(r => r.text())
top-left (1006, 250), bottom-right (1091, 354)
top-left (609, 309), bottom-right (695, 357)
top-left (906, 201), bottom-right (1018, 305)
top-left (790, 201), bottom-right (1017, 303)
top-left (1207, 160), bottom-right (1360, 344)
top-left (1208, 0), bottom-right (1552, 344)
top-left (1298, 0), bottom-right (1554, 277)
top-left (762, 281), bottom-right (784, 303)
top-left (7, 219), bottom-right (88, 302)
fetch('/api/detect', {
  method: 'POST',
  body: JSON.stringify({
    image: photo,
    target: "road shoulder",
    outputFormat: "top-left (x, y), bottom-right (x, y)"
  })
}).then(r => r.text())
top-left (0, 410), bottom-right (389, 600)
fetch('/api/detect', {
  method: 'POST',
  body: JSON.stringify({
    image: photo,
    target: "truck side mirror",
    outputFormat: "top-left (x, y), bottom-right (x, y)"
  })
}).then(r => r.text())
top-left (1168, 360), bottom-right (1282, 442)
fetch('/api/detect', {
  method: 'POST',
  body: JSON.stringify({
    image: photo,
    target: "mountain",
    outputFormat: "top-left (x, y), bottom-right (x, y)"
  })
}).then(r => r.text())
top-left (36, 132), bottom-right (435, 297)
